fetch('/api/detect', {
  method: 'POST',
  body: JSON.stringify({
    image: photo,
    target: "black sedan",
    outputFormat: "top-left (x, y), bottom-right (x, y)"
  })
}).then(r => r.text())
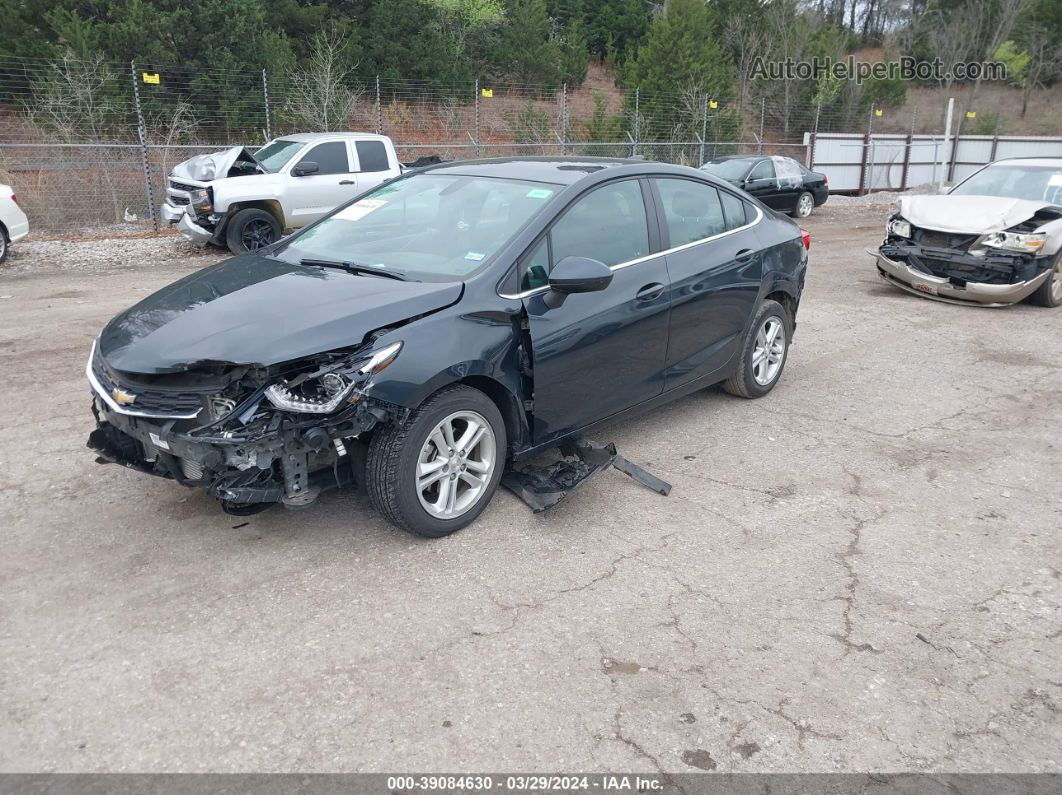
top-left (87, 158), bottom-right (809, 536)
top-left (701, 155), bottom-right (828, 218)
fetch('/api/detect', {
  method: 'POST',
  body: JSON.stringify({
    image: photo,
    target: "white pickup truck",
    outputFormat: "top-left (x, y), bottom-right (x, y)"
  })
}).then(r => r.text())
top-left (161, 132), bottom-right (402, 254)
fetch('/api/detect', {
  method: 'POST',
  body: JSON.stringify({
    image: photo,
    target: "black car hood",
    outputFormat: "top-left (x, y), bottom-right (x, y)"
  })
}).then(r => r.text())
top-left (99, 255), bottom-right (463, 374)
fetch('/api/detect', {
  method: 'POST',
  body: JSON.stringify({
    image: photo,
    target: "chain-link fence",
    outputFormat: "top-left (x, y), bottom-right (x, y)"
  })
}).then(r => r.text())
top-left (2, 53), bottom-right (1059, 235)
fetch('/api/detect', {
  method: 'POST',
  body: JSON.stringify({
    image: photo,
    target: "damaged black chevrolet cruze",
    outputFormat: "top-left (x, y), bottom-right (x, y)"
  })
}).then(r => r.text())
top-left (88, 158), bottom-right (808, 536)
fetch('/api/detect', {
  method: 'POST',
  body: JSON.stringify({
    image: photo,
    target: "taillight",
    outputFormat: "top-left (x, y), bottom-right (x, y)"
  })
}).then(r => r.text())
top-left (801, 229), bottom-right (811, 250)
top-left (823, 174), bottom-right (828, 186)
top-left (9, 194), bottom-right (16, 204)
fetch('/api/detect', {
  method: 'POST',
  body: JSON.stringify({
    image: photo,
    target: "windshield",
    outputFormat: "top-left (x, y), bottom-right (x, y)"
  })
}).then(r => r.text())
top-left (275, 173), bottom-right (562, 281)
top-left (951, 164), bottom-right (1062, 203)
top-left (701, 159), bottom-right (753, 181)
top-left (254, 139), bottom-right (304, 173)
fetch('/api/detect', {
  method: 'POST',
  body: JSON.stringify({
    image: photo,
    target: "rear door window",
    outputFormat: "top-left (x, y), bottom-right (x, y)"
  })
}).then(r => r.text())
top-left (748, 159), bottom-right (775, 181)
top-left (719, 190), bottom-right (750, 231)
top-left (655, 178), bottom-right (727, 246)
top-left (355, 140), bottom-right (390, 172)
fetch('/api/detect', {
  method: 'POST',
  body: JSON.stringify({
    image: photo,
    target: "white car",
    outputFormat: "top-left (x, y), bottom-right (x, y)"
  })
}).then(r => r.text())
top-left (874, 157), bottom-right (1062, 307)
top-left (162, 132), bottom-right (403, 255)
top-left (0, 183), bottom-right (30, 263)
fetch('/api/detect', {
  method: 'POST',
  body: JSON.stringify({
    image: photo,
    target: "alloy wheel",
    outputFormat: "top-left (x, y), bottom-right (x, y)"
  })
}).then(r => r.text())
top-left (798, 194), bottom-right (813, 217)
top-left (1052, 260), bottom-right (1062, 303)
top-left (0, 234), bottom-right (6, 259)
top-left (752, 316), bottom-right (786, 386)
top-left (241, 219), bottom-right (276, 250)
top-left (416, 410), bottom-right (496, 520)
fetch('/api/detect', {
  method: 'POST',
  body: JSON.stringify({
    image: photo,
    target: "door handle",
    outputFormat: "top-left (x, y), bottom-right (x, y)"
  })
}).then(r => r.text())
top-left (635, 283), bottom-right (665, 301)
top-left (339, 179), bottom-right (356, 185)
top-left (735, 249), bottom-right (755, 263)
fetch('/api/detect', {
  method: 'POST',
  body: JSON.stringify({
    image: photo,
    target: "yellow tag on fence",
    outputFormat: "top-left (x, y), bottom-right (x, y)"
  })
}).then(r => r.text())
top-left (966, 111), bottom-right (976, 119)
top-left (708, 100), bottom-right (718, 109)
top-left (874, 108), bottom-right (883, 117)
top-left (142, 72), bottom-right (160, 84)
top-left (481, 88), bottom-right (493, 98)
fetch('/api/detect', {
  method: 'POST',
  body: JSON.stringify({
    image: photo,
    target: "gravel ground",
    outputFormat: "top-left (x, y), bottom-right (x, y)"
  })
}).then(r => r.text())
top-left (1, 204), bottom-right (1059, 775)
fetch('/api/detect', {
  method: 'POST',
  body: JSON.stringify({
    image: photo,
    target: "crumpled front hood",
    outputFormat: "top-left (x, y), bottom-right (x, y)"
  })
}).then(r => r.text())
top-left (171, 146), bottom-right (254, 182)
top-left (898, 195), bottom-right (1054, 234)
top-left (99, 255), bottom-right (463, 374)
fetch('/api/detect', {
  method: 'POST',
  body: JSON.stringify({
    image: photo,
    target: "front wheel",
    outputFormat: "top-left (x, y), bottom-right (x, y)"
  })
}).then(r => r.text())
top-left (225, 208), bottom-right (281, 255)
top-left (366, 385), bottom-right (506, 537)
top-left (1027, 254), bottom-right (1062, 308)
top-left (791, 191), bottom-right (814, 218)
top-left (723, 299), bottom-right (792, 399)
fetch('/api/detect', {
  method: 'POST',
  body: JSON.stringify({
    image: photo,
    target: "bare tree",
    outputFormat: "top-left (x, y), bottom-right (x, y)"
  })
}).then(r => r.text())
top-left (147, 100), bottom-right (200, 177)
top-left (1020, 32), bottom-right (1062, 117)
top-left (924, 5), bottom-right (980, 92)
top-left (28, 52), bottom-right (122, 142)
top-left (725, 11), bottom-right (769, 112)
top-left (284, 24), bottom-right (364, 131)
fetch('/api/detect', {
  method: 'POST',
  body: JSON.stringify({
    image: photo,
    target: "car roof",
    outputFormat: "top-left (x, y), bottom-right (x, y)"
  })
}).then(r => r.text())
top-left (420, 156), bottom-right (644, 185)
top-left (275, 132), bottom-right (389, 143)
top-left (707, 155), bottom-right (764, 163)
top-left (987, 157), bottom-right (1062, 167)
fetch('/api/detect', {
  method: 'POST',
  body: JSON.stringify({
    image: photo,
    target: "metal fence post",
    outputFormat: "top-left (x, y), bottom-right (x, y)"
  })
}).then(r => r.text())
top-left (699, 95), bottom-right (707, 166)
top-left (474, 79), bottom-right (481, 158)
top-left (940, 97), bottom-right (954, 191)
top-left (807, 101), bottom-right (821, 167)
top-left (130, 60), bottom-right (158, 231)
top-left (262, 69), bottom-right (272, 140)
top-left (758, 98), bottom-right (765, 153)
top-left (560, 83), bottom-right (568, 155)
top-left (633, 88), bottom-right (640, 157)
top-left (375, 76), bottom-right (382, 135)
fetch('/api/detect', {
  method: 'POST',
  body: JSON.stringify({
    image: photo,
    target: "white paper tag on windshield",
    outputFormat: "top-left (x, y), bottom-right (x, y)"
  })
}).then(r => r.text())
top-left (1048, 174), bottom-right (1062, 186)
top-left (335, 198), bottom-right (386, 221)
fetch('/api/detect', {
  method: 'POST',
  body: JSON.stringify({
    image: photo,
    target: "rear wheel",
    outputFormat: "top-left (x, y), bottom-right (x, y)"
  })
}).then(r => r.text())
top-left (0, 225), bottom-right (8, 263)
top-left (225, 208), bottom-right (281, 255)
top-left (1027, 254), bottom-right (1062, 308)
top-left (723, 299), bottom-right (792, 398)
top-left (791, 191), bottom-right (814, 218)
top-left (366, 385), bottom-right (506, 537)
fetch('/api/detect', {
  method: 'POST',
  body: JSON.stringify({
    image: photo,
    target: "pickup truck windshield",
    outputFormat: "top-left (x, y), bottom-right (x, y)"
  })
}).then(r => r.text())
top-left (951, 164), bottom-right (1062, 204)
top-left (276, 174), bottom-right (562, 282)
top-left (254, 139), bottom-right (304, 173)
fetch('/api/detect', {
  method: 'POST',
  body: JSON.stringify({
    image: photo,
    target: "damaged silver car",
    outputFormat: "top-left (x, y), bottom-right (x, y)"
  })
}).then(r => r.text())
top-left (874, 157), bottom-right (1062, 307)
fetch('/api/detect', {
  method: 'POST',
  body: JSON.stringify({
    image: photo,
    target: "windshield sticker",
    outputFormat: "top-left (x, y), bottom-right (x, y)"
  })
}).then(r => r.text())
top-left (1049, 174), bottom-right (1062, 186)
top-left (526, 188), bottom-right (553, 199)
top-left (334, 198), bottom-right (387, 221)
top-left (464, 251), bottom-right (486, 261)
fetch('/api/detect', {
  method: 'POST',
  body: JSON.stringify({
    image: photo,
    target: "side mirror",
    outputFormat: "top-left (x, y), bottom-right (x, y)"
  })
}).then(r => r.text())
top-left (544, 256), bottom-right (613, 308)
top-left (293, 161), bottom-right (319, 177)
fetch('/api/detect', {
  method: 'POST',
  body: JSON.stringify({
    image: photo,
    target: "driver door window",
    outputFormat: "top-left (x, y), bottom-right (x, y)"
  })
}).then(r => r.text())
top-left (748, 159), bottom-right (775, 182)
top-left (296, 142), bottom-right (351, 175)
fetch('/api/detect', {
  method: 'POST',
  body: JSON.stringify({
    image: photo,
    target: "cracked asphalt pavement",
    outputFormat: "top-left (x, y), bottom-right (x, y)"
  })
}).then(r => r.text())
top-left (1, 205), bottom-right (1059, 773)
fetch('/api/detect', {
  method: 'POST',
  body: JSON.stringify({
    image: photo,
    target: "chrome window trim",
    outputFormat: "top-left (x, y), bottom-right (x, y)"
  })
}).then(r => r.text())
top-left (498, 203), bottom-right (764, 300)
top-left (86, 340), bottom-right (202, 420)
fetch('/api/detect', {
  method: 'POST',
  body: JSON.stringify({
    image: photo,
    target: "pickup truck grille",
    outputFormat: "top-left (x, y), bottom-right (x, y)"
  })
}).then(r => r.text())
top-left (170, 180), bottom-right (199, 192)
top-left (91, 346), bottom-right (204, 418)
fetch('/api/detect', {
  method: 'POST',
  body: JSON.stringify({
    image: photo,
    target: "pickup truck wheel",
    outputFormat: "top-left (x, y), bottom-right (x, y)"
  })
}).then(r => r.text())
top-left (723, 299), bottom-right (791, 398)
top-left (1027, 254), bottom-right (1062, 308)
top-left (366, 385), bottom-right (506, 537)
top-left (225, 208), bottom-right (280, 255)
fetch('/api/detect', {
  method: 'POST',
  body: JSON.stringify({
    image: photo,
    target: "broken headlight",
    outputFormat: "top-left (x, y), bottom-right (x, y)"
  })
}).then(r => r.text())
top-left (981, 231), bottom-right (1047, 254)
top-left (264, 341), bottom-right (402, 414)
top-left (189, 188), bottom-right (213, 215)
top-left (887, 216), bottom-right (911, 239)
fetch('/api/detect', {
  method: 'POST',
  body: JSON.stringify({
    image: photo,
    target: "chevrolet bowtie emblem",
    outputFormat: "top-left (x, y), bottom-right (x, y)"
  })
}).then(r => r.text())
top-left (112, 387), bottom-right (137, 406)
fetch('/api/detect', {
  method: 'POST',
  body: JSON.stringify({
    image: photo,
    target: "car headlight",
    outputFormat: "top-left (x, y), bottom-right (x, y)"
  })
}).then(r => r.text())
top-left (264, 341), bottom-right (402, 414)
top-left (190, 188), bottom-right (212, 215)
top-left (887, 217), bottom-right (911, 239)
top-left (981, 231), bottom-right (1047, 253)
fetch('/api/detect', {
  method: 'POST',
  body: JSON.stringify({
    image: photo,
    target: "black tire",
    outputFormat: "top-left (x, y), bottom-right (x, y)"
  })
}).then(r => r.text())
top-left (225, 208), bottom-right (281, 255)
top-left (365, 385), bottom-right (507, 537)
top-left (723, 299), bottom-right (792, 399)
top-left (790, 191), bottom-right (814, 218)
top-left (1026, 253), bottom-right (1062, 308)
top-left (0, 224), bottom-right (8, 264)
